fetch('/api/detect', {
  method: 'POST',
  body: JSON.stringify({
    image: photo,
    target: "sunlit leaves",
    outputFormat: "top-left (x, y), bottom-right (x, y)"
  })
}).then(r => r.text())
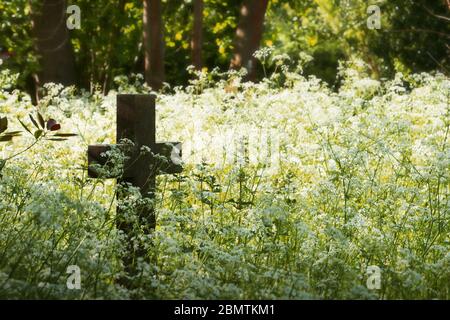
top-left (0, 108), bottom-right (76, 154)
top-left (0, 61), bottom-right (448, 299)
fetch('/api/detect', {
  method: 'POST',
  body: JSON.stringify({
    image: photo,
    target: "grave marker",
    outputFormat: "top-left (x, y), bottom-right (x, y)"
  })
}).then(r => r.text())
top-left (87, 94), bottom-right (182, 276)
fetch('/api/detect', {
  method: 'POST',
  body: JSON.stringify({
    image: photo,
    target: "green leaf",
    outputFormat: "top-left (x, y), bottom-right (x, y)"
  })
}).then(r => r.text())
top-left (34, 129), bottom-right (43, 139)
top-left (4, 131), bottom-right (21, 136)
top-left (0, 135), bottom-right (13, 142)
top-left (46, 138), bottom-right (68, 141)
top-left (53, 133), bottom-right (78, 137)
top-left (29, 114), bottom-right (39, 129)
top-left (37, 112), bottom-right (45, 129)
top-left (0, 117), bottom-right (7, 134)
top-left (18, 118), bottom-right (32, 135)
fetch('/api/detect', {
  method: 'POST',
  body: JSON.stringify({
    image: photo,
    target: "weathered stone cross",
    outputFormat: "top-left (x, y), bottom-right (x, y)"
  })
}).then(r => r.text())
top-left (87, 94), bottom-right (182, 272)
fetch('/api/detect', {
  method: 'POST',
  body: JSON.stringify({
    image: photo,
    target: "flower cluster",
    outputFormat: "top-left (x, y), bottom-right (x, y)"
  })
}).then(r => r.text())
top-left (0, 61), bottom-right (448, 299)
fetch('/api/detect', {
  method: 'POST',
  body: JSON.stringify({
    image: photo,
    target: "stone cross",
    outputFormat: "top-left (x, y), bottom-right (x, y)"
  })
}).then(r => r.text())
top-left (87, 94), bottom-right (182, 274)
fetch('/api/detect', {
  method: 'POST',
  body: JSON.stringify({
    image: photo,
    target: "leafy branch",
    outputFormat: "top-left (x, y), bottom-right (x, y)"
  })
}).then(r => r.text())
top-left (0, 112), bottom-right (77, 165)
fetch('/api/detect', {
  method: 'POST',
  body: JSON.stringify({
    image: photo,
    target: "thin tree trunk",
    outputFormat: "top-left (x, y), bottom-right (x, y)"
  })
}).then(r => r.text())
top-left (230, 0), bottom-right (269, 81)
top-left (191, 0), bottom-right (204, 70)
top-left (102, 0), bottom-right (127, 95)
top-left (31, 0), bottom-right (76, 88)
top-left (143, 0), bottom-right (165, 90)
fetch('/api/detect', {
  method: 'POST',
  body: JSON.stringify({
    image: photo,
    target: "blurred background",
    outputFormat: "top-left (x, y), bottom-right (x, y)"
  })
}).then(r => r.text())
top-left (0, 0), bottom-right (449, 99)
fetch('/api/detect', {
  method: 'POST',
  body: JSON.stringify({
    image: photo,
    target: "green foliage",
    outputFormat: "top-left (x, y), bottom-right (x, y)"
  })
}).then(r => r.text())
top-left (265, 0), bottom-right (449, 84)
top-left (0, 62), bottom-right (448, 299)
top-left (69, 0), bottom-right (143, 92)
top-left (375, 0), bottom-right (450, 75)
top-left (1, 0), bottom-right (448, 92)
top-left (0, 0), bottom-right (37, 88)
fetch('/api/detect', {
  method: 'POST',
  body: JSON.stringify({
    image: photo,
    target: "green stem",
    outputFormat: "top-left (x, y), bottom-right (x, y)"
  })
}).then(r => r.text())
top-left (2, 134), bottom-right (45, 162)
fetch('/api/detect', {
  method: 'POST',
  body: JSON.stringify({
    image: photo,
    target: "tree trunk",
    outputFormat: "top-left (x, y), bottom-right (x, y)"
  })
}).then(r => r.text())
top-left (102, 0), bottom-right (127, 95)
top-left (230, 0), bottom-right (269, 81)
top-left (31, 0), bottom-right (76, 88)
top-left (191, 0), bottom-right (204, 70)
top-left (143, 0), bottom-right (165, 90)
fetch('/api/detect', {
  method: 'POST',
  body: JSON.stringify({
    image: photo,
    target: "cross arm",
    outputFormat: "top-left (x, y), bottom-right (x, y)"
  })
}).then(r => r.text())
top-left (87, 144), bottom-right (113, 178)
top-left (87, 142), bottom-right (182, 179)
top-left (153, 142), bottom-right (183, 175)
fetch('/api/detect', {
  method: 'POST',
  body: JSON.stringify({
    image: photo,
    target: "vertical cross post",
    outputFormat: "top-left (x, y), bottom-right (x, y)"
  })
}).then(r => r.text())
top-left (87, 94), bottom-right (182, 277)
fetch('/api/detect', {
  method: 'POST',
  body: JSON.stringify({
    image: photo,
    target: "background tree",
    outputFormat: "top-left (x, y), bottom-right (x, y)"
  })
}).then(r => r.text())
top-left (1, 0), bottom-right (448, 93)
top-left (143, 0), bottom-right (165, 90)
top-left (70, 0), bottom-right (142, 93)
top-left (31, 0), bottom-right (76, 89)
top-left (191, 0), bottom-right (204, 70)
top-left (377, 0), bottom-right (450, 75)
top-left (230, 0), bottom-right (269, 80)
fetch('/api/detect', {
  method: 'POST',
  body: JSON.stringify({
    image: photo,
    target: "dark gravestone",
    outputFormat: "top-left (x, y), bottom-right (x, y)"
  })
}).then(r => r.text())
top-left (87, 94), bottom-right (182, 276)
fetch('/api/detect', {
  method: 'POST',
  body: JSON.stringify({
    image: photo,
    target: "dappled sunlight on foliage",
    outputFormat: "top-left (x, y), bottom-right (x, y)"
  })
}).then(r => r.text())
top-left (1, 61), bottom-right (449, 299)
